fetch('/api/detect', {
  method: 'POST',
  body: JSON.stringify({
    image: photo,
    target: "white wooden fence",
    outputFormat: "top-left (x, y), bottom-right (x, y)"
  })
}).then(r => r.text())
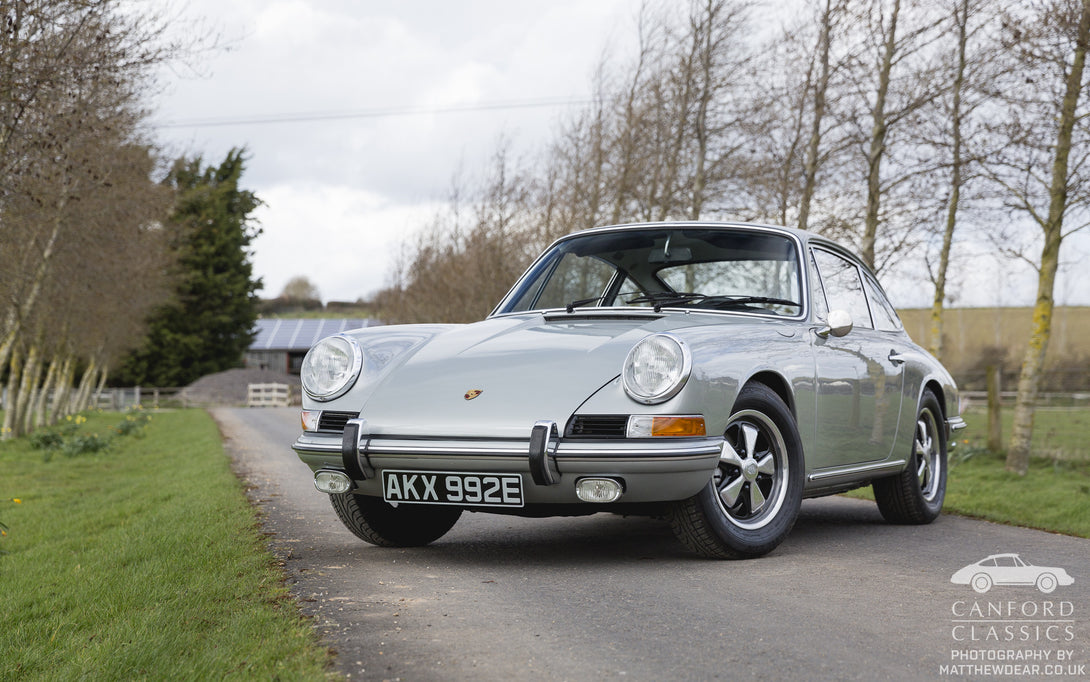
top-left (246, 382), bottom-right (291, 407)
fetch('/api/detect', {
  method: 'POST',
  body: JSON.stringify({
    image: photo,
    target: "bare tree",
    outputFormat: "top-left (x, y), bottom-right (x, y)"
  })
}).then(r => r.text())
top-left (983, 0), bottom-right (1090, 474)
top-left (923, 0), bottom-right (998, 360)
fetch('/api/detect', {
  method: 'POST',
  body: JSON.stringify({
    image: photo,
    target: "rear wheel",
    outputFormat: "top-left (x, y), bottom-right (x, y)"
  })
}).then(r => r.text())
top-left (873, 389), bottom-right (946, 524)
top-left (670, 383), bottom-right (804, 559)
top-left (1036, 573), bottom-right (1058, 594)
top-left (330, 493), bottom-right (462, 547)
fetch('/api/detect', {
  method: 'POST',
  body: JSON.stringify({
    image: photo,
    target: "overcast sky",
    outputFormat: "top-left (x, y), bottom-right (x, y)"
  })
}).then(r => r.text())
top-left (151, 0), bottom-right (1088, 309)
top-left (151, 0), bottom-right (643, 303)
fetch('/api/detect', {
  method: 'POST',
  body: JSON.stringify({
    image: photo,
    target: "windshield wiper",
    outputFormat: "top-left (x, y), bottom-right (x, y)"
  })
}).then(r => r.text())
top-left (625, 292), bottom-right (707, 312)
top-left (702, 295), bottom-right (801, 309)
top-left (564, 291), bottom-right (645, 313)
top-left (565, 296), bottom-right (609, 313)
top-left (625, 292), bottom-right (800, 313)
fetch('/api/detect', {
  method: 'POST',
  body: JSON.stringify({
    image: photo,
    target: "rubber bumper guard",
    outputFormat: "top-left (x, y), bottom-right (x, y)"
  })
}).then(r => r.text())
top-left (529, 420), bottom-right (560, 485)
top-left (341, 418), bottom-right (369, 481)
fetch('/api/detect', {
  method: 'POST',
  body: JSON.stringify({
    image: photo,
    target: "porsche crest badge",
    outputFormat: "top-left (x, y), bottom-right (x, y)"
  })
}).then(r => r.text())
top-left (464, 389), bottom-right (483, 401)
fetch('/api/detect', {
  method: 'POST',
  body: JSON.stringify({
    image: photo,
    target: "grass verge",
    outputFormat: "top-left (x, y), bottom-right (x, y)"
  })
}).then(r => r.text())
top-left (0, 409), bottom-right (333, 680)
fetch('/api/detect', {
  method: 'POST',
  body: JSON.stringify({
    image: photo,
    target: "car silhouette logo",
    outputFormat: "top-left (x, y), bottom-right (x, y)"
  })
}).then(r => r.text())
top-left (951, 553), bottom-right (1074, 594)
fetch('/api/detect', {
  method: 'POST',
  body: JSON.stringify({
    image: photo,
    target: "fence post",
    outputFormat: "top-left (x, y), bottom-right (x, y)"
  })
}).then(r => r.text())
top-left (986, 364), bottom-right (1002, 451)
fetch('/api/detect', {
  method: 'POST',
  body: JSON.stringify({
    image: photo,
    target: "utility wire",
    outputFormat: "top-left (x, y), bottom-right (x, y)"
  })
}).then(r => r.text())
top-left (156, 96), bottom-right (595, 129)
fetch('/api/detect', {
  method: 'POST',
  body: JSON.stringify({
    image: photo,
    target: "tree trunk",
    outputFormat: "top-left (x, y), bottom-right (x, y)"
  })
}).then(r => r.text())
top-left (861, 0), bottom-right (900, 270)
top-left (1, 346), bottom-right (22, 441)
top-left (799, 0), bottom-right (835, 231)
top-left (986, 364), bottom-right (1002, 452)
top-left (1005, 0), bottom-right (1090, 475)
top-left (32, 356), bottom-right (59, 429)
top-left (49, 354), bottom-right (76, 423)
top-left (928, 0), bottom-right (969, 361)
top-left (17, 341), bottom-right (42, 436)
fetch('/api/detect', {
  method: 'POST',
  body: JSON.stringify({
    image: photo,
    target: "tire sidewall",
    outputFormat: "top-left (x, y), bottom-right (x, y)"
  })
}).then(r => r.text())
top-left (914, 390), bottom-right (947, 519)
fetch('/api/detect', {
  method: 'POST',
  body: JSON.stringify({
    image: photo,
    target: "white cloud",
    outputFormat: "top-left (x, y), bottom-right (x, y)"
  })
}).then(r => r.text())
top-left (153, 0), bottom-right (642, 303)
top-left (251, 183), bottom-right (442, 301)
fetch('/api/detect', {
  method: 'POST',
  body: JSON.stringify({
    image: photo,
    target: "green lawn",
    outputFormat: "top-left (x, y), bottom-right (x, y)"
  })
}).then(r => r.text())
top-left (0, 410), bottom-right (334, 680)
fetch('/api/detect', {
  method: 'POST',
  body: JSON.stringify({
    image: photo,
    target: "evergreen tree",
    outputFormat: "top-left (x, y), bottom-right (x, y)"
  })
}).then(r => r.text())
top-left (118, 149), bottom-right (262, 387)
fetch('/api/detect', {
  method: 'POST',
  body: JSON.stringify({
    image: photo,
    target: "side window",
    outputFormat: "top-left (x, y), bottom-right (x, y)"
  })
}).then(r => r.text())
top-left (862, 275), bottom-right (902, 332)
top-left (812, 249), bottom-right (873, 330)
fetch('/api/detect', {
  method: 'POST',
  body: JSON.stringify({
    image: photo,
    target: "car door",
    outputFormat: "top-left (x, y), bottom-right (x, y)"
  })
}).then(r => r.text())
top-left (810, 248), bottom-right (905, 468)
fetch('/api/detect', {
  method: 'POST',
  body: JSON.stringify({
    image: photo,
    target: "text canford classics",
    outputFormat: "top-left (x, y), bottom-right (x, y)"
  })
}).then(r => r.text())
top-left (292, 222), bottom-right (966, 559)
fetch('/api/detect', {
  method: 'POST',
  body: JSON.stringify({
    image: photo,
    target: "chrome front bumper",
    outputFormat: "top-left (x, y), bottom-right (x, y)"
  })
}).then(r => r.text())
top-left (292, 426), bottom-right (724, 505)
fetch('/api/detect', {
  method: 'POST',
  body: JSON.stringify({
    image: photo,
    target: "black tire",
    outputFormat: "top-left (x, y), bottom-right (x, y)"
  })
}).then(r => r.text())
top-left (873, 389), bottom-right (947, 524)
top-left (329, 493), bottom-right (462, 547)
top-left (670, 383), bottom-right (805, 559)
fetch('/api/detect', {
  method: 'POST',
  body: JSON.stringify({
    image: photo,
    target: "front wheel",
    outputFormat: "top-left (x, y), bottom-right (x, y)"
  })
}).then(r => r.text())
top-left (873, 389), bottom-right (947, 524)
top-left (670, 383), bottom-right (804, 559)
top-left (330, 493), bottom-right (462, 547)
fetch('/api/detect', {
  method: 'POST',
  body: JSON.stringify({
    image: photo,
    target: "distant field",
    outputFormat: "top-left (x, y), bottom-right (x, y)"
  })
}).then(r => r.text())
top-left (898, 306), bottom-right (1090, 390)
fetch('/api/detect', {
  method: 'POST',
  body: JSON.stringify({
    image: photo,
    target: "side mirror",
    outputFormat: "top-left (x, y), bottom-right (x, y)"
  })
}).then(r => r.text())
top-left (817, 309), bottom-right (853, 339)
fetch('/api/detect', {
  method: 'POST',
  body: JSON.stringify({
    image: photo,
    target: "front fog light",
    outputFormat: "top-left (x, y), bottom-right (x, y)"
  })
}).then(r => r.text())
top-left (314, 470), bottom-right (353, 494)
top-left (575, 477), bottom-right (624, 503)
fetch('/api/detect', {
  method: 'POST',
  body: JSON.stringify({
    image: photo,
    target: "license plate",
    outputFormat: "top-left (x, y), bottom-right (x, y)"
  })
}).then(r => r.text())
top-left (382, 470), bottom-right (524, 508)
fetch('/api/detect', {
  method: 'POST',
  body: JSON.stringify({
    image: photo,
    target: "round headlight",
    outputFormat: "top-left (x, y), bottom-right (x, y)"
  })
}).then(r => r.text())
top-left (622, 333), bottom-right (691, 404)
top-left (301, 335), bottom-right (363, 401)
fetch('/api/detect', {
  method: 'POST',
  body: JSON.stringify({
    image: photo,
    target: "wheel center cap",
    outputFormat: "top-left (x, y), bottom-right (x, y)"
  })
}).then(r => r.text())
top-left (744, 462), bottom-right (759, 480)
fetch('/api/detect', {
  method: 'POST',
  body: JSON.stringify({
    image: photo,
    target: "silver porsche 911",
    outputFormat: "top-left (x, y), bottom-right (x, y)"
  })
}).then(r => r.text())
top-left (292, 221), bottom-right (965, 559)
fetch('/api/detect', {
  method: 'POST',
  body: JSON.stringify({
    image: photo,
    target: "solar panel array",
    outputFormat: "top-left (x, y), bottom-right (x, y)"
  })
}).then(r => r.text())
top-left (251, 319), bottom-right (377, 351)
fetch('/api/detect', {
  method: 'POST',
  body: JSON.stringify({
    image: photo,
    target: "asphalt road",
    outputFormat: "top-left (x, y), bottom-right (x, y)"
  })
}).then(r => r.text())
top-left (211, 407), bottom-right (1090, 681)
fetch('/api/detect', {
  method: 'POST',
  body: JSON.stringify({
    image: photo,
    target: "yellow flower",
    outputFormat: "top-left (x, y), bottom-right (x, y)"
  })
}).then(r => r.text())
top-left (12, 499), bottom-right (21, 504)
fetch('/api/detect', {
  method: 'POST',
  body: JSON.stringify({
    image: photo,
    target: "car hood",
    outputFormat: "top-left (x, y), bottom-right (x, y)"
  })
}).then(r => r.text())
top-left (352, 313), bottom-right (668, 439)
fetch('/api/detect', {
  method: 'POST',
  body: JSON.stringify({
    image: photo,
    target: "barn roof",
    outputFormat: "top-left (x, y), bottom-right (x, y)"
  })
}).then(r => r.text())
top-left (250, 319), bottom-right (377, 351)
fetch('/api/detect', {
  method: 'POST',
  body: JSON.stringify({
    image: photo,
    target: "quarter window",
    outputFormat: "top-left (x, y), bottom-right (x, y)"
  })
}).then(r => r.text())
top-left (862, 275), bottom-right (902, 332)
top-left (812, 249), bottom-right (873, 330)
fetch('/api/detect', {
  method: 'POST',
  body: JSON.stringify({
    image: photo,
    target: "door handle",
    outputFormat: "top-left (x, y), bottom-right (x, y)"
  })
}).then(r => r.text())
top-left (888, 350), bottom-right (906, 366)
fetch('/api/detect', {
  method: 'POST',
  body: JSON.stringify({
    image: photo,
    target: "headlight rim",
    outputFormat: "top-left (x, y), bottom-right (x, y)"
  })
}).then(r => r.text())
top-left (622, 332), bottom-right (692, 405)
top-left (301, 334), bottom-right (364, 401)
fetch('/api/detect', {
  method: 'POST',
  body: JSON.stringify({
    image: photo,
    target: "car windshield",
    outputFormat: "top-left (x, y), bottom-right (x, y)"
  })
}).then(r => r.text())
top-left (496, 227), bottom-right (803, 317)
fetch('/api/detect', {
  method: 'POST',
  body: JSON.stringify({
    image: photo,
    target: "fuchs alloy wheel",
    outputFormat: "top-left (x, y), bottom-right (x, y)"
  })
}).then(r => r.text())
top-left (670, 383), bottom-right (804, 559)
top-left (330, 493), bottom-right (462, 547)
top-left (873, 389), bottom-right (947, 524)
